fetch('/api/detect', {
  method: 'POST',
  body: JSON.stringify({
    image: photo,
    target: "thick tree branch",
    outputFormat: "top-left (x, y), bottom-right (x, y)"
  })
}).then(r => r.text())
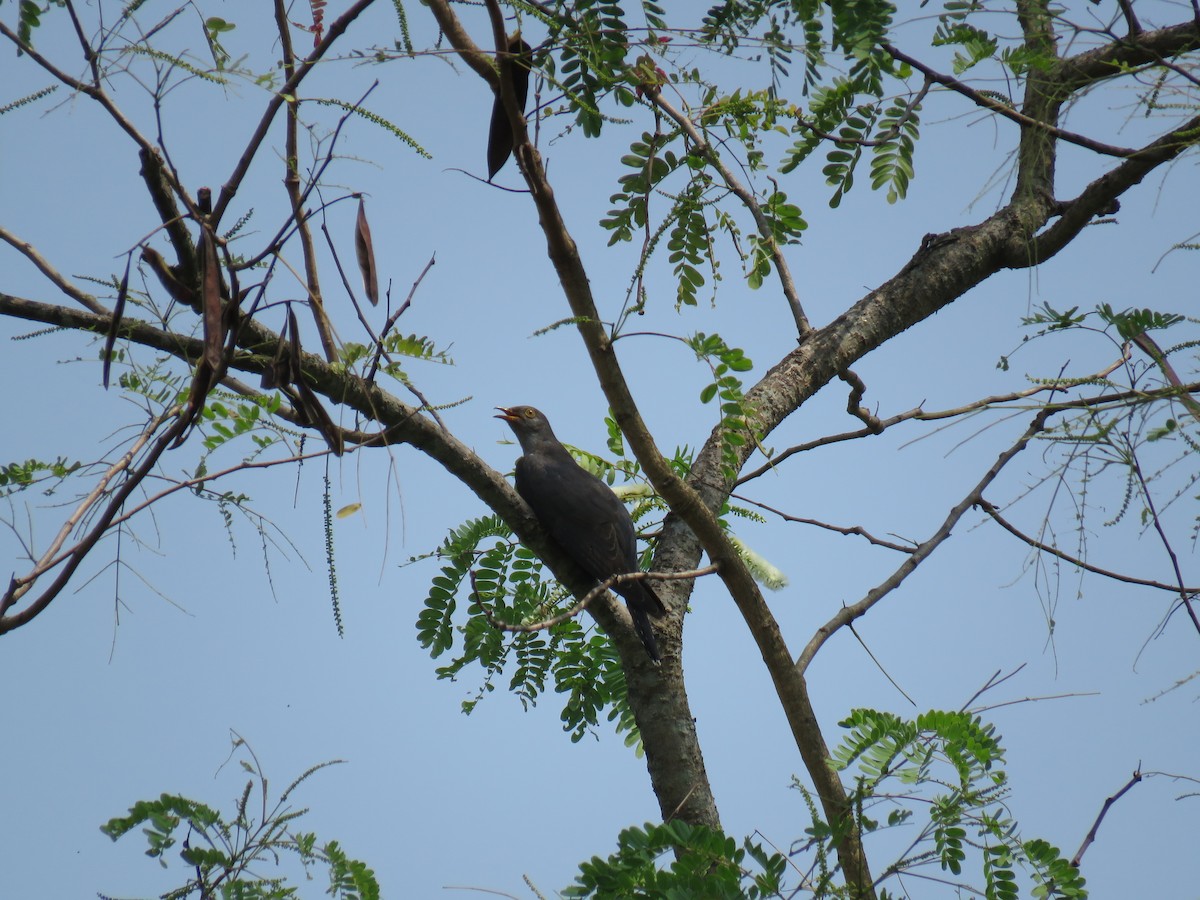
top-left (0, 290), bottom-right (651, 662)
top-left (1053, 21), bottom-right (1200, 92)
top-left (1029, 113), bottom-right (1200, 262)
top-left (1005, 0), bottom-right (1059, 206)
top-left (425, 0), bottom-right (499, 87)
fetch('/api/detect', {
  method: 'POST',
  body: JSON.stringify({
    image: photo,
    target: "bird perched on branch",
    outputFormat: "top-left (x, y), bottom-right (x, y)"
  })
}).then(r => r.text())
top-left (496, 405), bottom-right (667, 661)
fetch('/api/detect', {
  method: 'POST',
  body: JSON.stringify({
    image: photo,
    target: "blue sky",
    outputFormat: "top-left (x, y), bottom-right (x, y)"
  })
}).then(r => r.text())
top-left (2, 2), bottom-right (1198, 897)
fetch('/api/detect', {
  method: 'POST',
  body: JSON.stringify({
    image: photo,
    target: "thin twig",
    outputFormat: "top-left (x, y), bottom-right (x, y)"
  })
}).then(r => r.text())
top-left (472, 565), bottom-right (720, 634)
top-left (643, 89), bottom-right (811, 337)
top-left (883, 42), bottom-right (1141, 158)
top-left (971, 691), bottom-right (1100, 715)
top-left (840, 369), bottom-right (884, 433)
top-left (736, 352), bottom-right (1176, 485)
top-left (848, 622), bottom-right (916, 706)
top-left (960, 664), bottom-right (1027, 711)
top-left (211, 0), bottom-right (377, 225)
top-left (796, 408), bottom-right (1054, 674)
top-left (728, 492), bottom-right (916, 553)
top-left (979, 498), bottom-right (1200, 595)
top-left (1071, 768), bottom-right (1143, 867)
top-left (1128, 451), bottom-right (1200, 638)
top-left (0, 408), bottom-right (190, 632)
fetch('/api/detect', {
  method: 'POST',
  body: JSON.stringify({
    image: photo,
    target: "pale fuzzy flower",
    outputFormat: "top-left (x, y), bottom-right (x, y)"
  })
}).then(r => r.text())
top-left (729, 534), bottom-right (789, 590)
top-left (612, 482), bottom-right (655, 501)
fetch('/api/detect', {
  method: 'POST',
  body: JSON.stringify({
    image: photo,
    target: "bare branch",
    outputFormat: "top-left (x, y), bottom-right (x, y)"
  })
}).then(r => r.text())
top-left (274, 0), bottom-right (336, 362)
top-left (882, 42), bottom-right (1140, 159)
top-left (979, 499), bottom-right (1200, 595)
top-left (738, 354), bottom-right (1130, 485)
top-left (797, 408), bottom-right (1054, 674)
top-left (1, 408), bottom-right (187, 633)
top-left (1071, 769), bottom-right (1144, 868)
top-left (0, 226), bottom-right (108, 315)
top-left (729, 492), bottom-right (917, 554)
top-left (1128, 451), bottom-right (1200, 638)
top-left (211, 0), bottom-right (378, 225)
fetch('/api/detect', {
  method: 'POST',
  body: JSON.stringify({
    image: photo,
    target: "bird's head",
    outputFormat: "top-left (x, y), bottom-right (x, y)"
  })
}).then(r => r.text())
top-left (495, 405), bottom-right (557, 452)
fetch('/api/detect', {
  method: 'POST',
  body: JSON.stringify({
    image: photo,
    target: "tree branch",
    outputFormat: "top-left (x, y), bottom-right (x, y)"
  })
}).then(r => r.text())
top-left (645, 89), bottom-right (811, 337)
top-left (796, 408), bottom-right (1054, 674)
top-left (211, 0), bottom-right (378, 225)
top-left (1, 408), bottom-right (188, 633)
top-left (0, 227), bottom-right (108, 315)
top-left (274, 0), bottom-right (337, 362)
top-left (882, 42), bottom-right (1138, 159)
top-left (979, 499), bottom-right (1200, 596)
top-left (1071, 769), bottom-right (1143, 868)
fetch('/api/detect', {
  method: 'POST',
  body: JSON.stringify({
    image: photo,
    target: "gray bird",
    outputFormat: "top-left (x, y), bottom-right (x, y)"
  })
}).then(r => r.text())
top-left (496, 405), bottom-right (667, 661)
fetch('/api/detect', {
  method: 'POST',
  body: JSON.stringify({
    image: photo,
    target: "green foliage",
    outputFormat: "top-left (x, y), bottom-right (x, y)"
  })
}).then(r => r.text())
top-left (689, 332), bottom-right (756, 478)
top-left (602, 129), bottom-right (688, 245)
top-left (308, 97), bottom-right (431, 157)
top-left (203, 15), bottom-right (236, 70)
top-left (414, 469), bottom-right (658, 745)
top-left (820, 101), bottom-right (880, 208)
top-left (823, 709), bottom-right (1087, 898)
top-left (335, 333), bottom-right (452, 382)
top-left (99, 740), bottom-right (378, 900)
top-left (748, 189), bottom-right (806, 286)
top-left (1019, 301), bottom-right (1087, 332)
top-left (870, 98), bottom-right (920, 203)
top-left (563, 820), bottom-right (788, 898)
top-left (667, 182), bottom-right (717, 307)
top-left (0, 456), bottom-right (80, 497)
top-left (602, 128), bottom-right (726, 310)
top-left (782, 78), bottom-right (861, 174)
top-left (698, 87), bottom-right (790, 172)
top-left (11, 0), bottom-right (66, 50)
top-left (0, 84), bottom-right (57, 115)
top-left (1096, 303), bottom-right (1184, 341)
top-left (200, 395), bottom-right (282, 453)
top-left (544, 0), bottom-right (635, 136)
top-left (1024, 838), bottom-right (1089, 899)
top-left (933, 21), bottom-right (999, 74)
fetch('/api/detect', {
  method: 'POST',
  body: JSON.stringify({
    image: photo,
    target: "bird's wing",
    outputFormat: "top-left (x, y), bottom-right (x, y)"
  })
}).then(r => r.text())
top-left (516, 452), bottom-right (667, 657)
top-left (516, 454), bottom-right (637, 579)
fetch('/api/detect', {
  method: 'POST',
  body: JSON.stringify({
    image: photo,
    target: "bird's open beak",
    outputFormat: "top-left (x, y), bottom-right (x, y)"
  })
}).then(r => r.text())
top-left (494, 406), bottom-right (518, 422)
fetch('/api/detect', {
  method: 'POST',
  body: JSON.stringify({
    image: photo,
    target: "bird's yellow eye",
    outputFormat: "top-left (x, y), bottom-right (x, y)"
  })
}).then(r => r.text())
top-left (524, 409), bottom-right (535, 418)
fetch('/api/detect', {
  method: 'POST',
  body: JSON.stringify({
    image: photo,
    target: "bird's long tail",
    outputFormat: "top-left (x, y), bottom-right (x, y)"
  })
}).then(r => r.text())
top-left (624, 580), bottom-right (666, 661)
top-left (629, 601), bottom-right (662, 662)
